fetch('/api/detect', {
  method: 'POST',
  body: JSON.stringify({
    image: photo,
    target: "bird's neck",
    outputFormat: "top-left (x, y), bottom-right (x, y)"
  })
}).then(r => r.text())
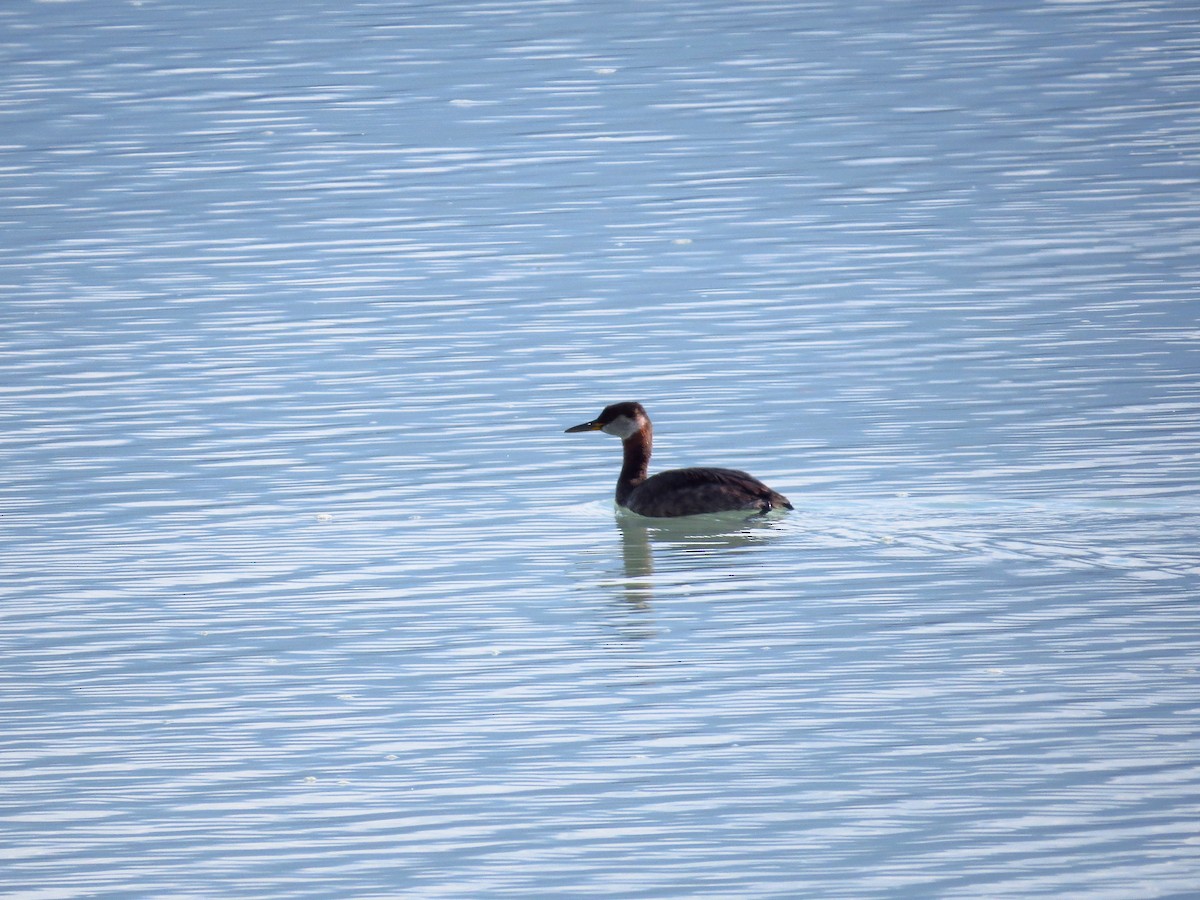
top-left (616, 426), bottom-right (651, 506)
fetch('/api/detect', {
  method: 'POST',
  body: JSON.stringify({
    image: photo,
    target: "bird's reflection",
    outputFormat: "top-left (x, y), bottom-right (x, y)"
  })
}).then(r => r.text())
top-left (615, 510), bottom-right (785, 609)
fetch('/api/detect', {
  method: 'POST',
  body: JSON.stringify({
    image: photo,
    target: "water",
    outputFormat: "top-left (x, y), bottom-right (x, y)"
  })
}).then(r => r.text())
top-left (3, 0), bottom-right (1199, 896)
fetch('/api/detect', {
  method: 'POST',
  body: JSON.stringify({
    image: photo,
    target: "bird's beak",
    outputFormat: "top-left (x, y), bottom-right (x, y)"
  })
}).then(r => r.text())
top-left (565, 419), bottom-right (603, 433)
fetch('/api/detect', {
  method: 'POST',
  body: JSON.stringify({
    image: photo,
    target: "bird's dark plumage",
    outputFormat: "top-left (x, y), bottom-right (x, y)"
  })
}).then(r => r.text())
top-left (565, 401), bottom-right (792, 518)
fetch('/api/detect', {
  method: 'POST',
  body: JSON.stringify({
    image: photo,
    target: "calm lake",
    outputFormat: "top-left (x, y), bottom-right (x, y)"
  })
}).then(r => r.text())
top-left (2, 0), bottom-right (1198, 896)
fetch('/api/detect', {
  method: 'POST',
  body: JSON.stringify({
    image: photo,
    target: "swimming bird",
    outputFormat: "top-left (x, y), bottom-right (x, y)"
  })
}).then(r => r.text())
top-left (565, 401), bottom-right (792, 518)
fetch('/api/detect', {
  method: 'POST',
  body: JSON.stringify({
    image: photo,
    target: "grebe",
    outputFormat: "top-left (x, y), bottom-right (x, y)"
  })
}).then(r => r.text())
top-left (565, 401), bottom-right (792, 518)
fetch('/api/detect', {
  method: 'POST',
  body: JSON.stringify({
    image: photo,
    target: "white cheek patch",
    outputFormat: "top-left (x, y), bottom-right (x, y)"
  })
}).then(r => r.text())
top-left (602, 415), bottom-right (640, 439)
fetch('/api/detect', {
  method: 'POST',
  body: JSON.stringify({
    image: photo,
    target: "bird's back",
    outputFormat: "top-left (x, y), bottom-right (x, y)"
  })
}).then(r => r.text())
top-left (623, 466), bottom-right (792, 518)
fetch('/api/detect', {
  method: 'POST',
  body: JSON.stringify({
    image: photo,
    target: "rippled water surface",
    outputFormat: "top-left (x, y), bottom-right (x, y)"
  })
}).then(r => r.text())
top-left (3, 0), bottom-right (1199, 896)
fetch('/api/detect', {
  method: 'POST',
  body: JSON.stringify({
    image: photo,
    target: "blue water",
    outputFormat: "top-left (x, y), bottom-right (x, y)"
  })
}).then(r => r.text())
top-left (2, 0), bottom-right (1199, 896)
